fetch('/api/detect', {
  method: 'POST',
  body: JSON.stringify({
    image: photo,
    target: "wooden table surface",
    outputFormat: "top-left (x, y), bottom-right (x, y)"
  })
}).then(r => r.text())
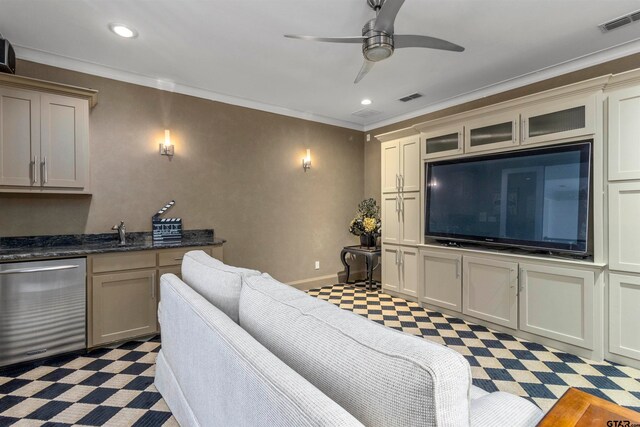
top-left (538, 388), bottom-right (640, 427)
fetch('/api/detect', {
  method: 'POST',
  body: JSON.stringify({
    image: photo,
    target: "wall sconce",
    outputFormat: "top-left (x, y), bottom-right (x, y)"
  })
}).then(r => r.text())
top-left (302, 149), bottom-right (311, 172)
top-left (159, 129), bottom-right (174, 157)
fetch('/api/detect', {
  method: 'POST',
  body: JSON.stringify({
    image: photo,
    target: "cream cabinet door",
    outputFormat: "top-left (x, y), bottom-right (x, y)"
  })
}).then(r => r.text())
top-left (465, 112), bottom-right (520, 153)
top-left (0, 88), bottom-right (40, 186)
top-left (519, 264), bottom-right (593, 349)
top-left (421, 125), bottom-right (464, 160)
top-left (381, 141), bottom-right (400, 193)
top-left (608, 86), bottom-right (640, 181)
top-left (609, 182), bottom-right (640, 273)
top-left (399, 247), bottom-right (418, 298)
top-left (520, 94), bottom-right (596, 146)
top-left (609, 273), bottom-right (640, 360)
top-left (420, 250), bottom-right (462, 312)
top-left (40, 94), bottom-right (88, 188)
top-left (91, 270), bottom-right (158, 346)
top-left (382, 245), bottom-right (400, 292)
top-left (400, 193), bottom-right (420, 246)
top-left (382, 194), bottom-right (401, 244)
top-left (399, 136), bottom-right (420, 192)
top-left (463, 256), bottom-right (518, 328)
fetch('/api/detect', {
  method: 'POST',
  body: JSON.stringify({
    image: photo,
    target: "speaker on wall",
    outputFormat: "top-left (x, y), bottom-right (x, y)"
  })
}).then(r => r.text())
top-left (0, 39), bottom-right (16, 74)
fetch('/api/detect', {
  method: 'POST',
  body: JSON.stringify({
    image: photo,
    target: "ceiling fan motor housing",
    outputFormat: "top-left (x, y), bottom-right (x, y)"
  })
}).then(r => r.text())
top-left (362, 18), bottom-right (394, 62)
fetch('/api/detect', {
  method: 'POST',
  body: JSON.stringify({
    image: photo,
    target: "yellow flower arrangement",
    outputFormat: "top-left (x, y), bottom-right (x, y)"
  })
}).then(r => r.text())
top-left (363, 217), bottom-right (377, 234)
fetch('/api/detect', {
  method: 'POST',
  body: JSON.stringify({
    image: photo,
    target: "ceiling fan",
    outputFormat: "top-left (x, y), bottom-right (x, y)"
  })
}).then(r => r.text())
top-left (285, 0), bottom-right (464, 84)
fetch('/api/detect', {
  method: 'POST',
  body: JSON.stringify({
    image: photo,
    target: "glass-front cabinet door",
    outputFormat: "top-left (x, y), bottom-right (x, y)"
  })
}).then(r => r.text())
top-left (421, 125), bottom-right (464, 159)
top-left (520, 94), bottom-right (596, 145)
top-left (465, 112), bottom-right (520, 153)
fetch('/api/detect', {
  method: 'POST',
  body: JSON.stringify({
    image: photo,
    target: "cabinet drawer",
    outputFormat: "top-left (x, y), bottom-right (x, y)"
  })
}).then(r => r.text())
top-left (92, 252), bottom-right (156, 273)
top-left (158, 246), bottom-right (212, 266)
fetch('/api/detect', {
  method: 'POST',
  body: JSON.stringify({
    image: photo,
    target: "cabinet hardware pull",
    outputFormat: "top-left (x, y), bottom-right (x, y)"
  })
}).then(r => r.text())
top-left (399, 251), bottom-right (404, 266)
top-left (174, 257), bottom-right (184, 261)
top-left (395, 250), bottom-right (399, 265)
top-left (33, 155), bottom-right (38, 184)
top-left (455, 259), bottom-right (460, 279)
top-left (400, 174), bottom-right (404, 189)
top-left (42, 157), bottom-right (48, 184)
top-left (0, 265), bottom-right (79, 275)
top-left (152, 281), bottom-right (156, 300)
top-left (521, 119), bottom-right (527, 141)
top-left (519, 269), bottom-right (525, 293)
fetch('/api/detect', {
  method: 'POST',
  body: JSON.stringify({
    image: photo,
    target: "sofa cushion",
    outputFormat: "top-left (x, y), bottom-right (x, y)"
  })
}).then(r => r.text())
top-left (239, 274), bottom-right (472, 427)
top-left (157, 273), bottom-right (363, 427)
top-left (180, 250), bottom-right (259, 323)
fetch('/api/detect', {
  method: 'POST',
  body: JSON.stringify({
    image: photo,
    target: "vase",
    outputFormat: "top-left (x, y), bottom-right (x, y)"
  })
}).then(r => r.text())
top-left (360, 234), bottom-right (376, 248)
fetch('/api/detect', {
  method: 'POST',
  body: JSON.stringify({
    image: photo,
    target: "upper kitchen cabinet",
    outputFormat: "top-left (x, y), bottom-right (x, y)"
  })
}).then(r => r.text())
top-left (381, 135), bottom-right (420, 193)
top-left (520, 94), bottom-right (596, 146)
top-left (464, 112), bottom-right (520, 153)
top-left (0, 74), bottom-right (97, 194)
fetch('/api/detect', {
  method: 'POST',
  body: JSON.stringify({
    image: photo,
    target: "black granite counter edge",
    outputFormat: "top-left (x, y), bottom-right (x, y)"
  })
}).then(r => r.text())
top-left (0, 229), bottom-right (215, 249)
top-left (0, 230), bottom-right (224, 262)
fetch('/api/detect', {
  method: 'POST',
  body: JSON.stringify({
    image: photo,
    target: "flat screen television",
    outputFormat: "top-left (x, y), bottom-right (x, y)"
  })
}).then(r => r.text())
top-left (425, 141), bottom-right (592, 255)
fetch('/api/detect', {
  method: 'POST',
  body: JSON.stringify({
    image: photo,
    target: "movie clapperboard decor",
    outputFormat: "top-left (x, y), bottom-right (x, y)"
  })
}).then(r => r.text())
top-left (152, 200), bottom-right (183, 243)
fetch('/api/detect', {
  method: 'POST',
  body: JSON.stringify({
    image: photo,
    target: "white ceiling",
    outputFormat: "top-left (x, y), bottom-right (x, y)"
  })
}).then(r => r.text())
top-left (1, 0), bottom-right (640, 131)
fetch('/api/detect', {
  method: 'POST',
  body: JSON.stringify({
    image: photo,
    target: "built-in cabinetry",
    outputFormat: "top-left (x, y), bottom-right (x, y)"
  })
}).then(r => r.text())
top-left (0, 74), bottom-right (96, 193)
top-left (605, 74), bottom-right (640, 368)
top-left (418, 246), bottom-right (603, 358)
top-left (419, 250), bottom-right (461, 312)
top-left (382, 245), bottom-right (418, 297)
top-left (88, 245), bottom-right (223, 347)
top-left (463, 256), bottom-right (518, 329)
top-left (376, 75), bottom-right (614, 361)
top-left (380, 132), bottom-right (421, 299)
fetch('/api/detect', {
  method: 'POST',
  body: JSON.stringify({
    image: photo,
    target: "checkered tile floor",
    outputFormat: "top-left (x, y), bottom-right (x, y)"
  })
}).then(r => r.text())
top-left (0, 336), bottom-right (175, 426)
top-left (2, 285), bottom-right (639, 426)
top-left (308, 284), bottom-right (640, 413)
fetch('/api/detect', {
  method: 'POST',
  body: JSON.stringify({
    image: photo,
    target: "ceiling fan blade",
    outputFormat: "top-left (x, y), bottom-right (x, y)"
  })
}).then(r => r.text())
top-left (373, 0), bottom-right (405, 33)
top-left (394, 34), bottom-right (465, 52)
top-left (354, 60), bottom-right (374, 84)
top-left (284, 35), bottom-right (365, 43)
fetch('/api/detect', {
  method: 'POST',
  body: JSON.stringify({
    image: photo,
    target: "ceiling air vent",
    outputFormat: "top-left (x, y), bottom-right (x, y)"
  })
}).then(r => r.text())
top-left (399, 92), bottom-right (423, 102)
top-left (599, 10), bottom-right (640, 32)
top-left (352, 108), bottom-right (382, 118)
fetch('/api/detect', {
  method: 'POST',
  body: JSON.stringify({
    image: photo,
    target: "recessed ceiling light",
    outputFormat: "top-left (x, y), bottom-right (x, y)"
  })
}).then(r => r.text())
top-left (361, 99), bottom-right (372, 106)
top-left (108, 23), bottom-right (138, 38)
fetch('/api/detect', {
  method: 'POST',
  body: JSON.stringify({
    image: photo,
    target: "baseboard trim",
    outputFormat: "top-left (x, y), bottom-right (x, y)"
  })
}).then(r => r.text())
top-left (287, 270), bottom-right (367, 291)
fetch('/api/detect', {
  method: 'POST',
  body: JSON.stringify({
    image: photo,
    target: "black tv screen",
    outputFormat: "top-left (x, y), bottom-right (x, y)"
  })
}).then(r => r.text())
top-left (425, 141), bottom-right (592, 254)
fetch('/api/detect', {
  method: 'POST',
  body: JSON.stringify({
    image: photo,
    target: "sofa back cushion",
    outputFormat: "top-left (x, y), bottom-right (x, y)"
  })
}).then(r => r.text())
top-left (180, 250), bottom-right (259, 323)
top-left (239, 275), bottom-right (472, 427)
top-left (157, 274), bottom-right (363, 427)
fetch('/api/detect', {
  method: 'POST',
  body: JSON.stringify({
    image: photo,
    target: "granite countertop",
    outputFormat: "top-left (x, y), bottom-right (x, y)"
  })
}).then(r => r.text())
top-left (0, 229), bottom-right (225, 262)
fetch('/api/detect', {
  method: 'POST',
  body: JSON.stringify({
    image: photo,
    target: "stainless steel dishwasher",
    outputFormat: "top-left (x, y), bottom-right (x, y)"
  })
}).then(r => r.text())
top-left (0, 258), bottom-right (86, 367)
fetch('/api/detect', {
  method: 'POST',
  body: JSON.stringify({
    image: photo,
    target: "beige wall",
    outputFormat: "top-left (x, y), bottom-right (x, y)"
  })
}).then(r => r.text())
top-left (363, 53), bottom-right (640, 202)
top-left (0, 60), bottom-right (365, 283)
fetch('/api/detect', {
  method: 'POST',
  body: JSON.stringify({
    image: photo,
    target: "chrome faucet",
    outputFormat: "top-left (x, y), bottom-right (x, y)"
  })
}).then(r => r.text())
top-left (112, 221), bottom-right (126, 245)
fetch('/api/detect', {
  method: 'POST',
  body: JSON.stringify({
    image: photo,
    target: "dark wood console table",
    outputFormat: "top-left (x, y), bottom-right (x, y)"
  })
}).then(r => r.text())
top-left (340, 245), bottom-right (381, 290)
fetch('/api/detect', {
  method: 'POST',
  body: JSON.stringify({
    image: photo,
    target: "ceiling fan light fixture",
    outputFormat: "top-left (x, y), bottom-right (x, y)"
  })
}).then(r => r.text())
top-left (364, 44), bottom-right (393, 61)
top-left (361, 98), bottom-right (372, 105)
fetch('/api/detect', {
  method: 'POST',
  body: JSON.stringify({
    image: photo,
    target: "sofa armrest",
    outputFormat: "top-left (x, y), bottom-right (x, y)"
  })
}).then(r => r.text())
top-left (470, 391), bottom-right (543, 427)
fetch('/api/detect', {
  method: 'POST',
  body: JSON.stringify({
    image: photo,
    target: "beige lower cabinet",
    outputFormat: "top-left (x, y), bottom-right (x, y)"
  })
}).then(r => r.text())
top-left (419, 249), bottom-right (462, 312)
top-left (91, 270), bottom-right (158, 346)
top-left (89, 244), bottom-right (222, 347)
top-left (519, 263), bottom-right (594, 349)
top-left (609, 182), bottom-right (640, 273)
top-left (382, 244), bottom-right (418, 298)
top-left (463, 256), bottom-right (518, 328)
top-left (609, 272), bottom-right (640, 360)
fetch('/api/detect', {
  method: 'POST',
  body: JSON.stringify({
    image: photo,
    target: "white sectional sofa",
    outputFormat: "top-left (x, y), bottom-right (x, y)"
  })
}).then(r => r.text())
top-left (155, 250), bottom-right (543, 426)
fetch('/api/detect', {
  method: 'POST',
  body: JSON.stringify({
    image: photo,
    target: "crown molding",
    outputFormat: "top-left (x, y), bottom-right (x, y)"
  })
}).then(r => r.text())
top-left (13, 45), bottom-right (365, 131)
top-left (364, 38), bottom-right (640, 132)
